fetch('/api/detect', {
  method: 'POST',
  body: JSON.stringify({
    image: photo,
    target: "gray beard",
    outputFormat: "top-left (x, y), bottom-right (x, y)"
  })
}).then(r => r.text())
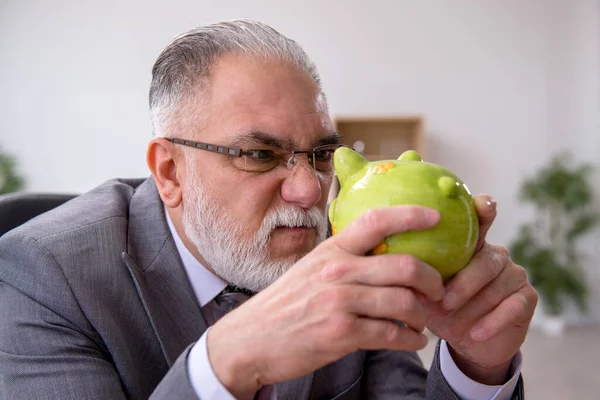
top-left (182, 168), bottom-right (328, 292)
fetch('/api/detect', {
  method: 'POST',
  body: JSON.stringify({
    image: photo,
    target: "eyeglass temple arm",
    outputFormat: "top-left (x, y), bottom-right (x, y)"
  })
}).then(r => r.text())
top-left (166, 138), bottom-right (244, 157)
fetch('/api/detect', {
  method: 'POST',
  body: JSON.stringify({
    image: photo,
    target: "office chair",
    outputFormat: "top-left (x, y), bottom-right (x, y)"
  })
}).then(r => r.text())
top-left (0, 192), bottom-right (77, 236)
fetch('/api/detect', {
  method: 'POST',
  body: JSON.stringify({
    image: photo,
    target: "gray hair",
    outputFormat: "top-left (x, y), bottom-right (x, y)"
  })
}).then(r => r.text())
top-left (149, 19), bottom-right (324, 137)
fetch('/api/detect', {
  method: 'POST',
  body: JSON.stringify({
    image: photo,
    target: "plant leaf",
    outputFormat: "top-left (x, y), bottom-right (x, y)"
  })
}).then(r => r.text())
top-left (0, 151), bottom-right (25, 194)
top-left (566, 212), bottom-right (600, 241)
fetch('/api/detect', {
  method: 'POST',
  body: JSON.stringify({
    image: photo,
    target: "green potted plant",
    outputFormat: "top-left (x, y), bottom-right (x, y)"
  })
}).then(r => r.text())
top-left (0, 147), bottom-right (25, 194)
top-left (509, 152), bottom-right (599, 335)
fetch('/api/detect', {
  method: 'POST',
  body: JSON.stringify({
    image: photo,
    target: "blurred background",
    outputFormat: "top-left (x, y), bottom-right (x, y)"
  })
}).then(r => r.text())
top-left (1, 1), bottom-right (598, 398)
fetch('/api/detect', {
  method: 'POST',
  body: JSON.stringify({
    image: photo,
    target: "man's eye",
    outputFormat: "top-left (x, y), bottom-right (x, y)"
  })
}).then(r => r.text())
top-left (251, 150), bottom-right (278, 162)
top-left (314, 150), bottom-right (334, 161)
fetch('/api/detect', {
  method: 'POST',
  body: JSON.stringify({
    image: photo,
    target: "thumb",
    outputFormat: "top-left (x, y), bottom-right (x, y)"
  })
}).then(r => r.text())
top-left (473, 194), bottom-right (497, 252)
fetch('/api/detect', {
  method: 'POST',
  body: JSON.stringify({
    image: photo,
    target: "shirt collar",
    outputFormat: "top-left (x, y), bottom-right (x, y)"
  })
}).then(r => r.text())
top-left (164, 205), bottom-right (227, 307)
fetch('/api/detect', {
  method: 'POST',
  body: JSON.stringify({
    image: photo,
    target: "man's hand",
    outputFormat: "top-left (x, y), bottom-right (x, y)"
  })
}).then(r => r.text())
top-left (207, 206), bottom-right (445, 400)
top-left (423, 195), bottom-right (538, 385)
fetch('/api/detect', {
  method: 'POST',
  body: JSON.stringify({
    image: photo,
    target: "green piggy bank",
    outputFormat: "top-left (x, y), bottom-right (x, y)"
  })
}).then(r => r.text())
top-left (328, 147), bottom-right (479, 281)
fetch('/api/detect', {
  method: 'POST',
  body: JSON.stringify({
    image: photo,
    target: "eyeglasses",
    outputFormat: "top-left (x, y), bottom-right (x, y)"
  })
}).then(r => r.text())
top-left (166, 137), bottom-right (346, 175)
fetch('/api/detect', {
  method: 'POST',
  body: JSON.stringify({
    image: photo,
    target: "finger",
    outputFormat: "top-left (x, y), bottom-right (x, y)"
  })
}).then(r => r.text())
top-left (353, 317), bottom-right (429, 351)
top-left (469, 285), bottom-right (538, 342)
top-left (442, 263), bottom-right (528, 334)
top-left (473, 194), bottom-right (497, 252)
top-left (442, 244), bottom-right (509, 311)
top-left (347, 285), bottom-right (427, 332)
top-left (318, 254), bottom-right (444, 301)
top-left (333, 206), bottom-right (440, 256)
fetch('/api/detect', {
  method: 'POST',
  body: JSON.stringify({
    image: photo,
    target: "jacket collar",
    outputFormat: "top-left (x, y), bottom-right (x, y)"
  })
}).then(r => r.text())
top-left (122, 177), bottom-right (208, 366)
top-left (122, 178), bottom-right (315, 399)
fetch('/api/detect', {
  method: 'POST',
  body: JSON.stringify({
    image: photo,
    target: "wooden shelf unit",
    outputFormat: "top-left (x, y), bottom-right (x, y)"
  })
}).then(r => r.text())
top-left (326, 116), bottom-right (426, 206)
top-left (334, 116), bottom-right (425, 161)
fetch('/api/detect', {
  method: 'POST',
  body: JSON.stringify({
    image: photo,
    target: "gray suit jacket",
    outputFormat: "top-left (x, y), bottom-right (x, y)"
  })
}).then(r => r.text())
top-left (0, 178), bottom-right (523, 400)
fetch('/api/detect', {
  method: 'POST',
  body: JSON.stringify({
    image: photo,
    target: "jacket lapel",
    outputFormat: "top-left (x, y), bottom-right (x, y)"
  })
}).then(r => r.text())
top-left (275, 373), bottom-right (314, 400)
top-left (120, 179), bottom-right (319, 399)
top-left (122, 178), bottom-right (208, 366)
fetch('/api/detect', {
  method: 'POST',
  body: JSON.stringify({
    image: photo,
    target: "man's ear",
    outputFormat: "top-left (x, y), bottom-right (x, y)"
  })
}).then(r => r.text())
top-left (147, 137), bottom-right (183, 208)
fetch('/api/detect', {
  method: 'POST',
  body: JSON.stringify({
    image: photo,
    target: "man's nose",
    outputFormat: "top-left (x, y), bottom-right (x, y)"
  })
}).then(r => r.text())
top-left (279, 156), bottom-right (322, 209)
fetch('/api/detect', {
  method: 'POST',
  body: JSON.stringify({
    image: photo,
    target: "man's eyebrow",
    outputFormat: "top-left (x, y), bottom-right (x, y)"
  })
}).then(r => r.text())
top-left (229, 131), bottom-right (342, 149)
top-left (316, 134), bottom-right (343, 147)
top-left (230, 131), bottom-right (295, 149)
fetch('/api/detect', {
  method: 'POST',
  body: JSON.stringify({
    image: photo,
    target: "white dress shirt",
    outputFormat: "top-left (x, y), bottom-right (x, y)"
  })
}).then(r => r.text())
top-left (164, 209), bottom-right (522, 400)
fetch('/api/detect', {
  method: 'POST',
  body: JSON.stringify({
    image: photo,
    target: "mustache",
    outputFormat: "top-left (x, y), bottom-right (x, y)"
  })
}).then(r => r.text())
top-left (261, 207), bottom-right (326, 232)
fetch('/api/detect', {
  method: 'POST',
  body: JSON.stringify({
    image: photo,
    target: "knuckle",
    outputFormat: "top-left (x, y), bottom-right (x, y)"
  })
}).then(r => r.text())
top-left (319, 260), bottom-right (353, 282)
top-left (524, 285), bottom-right (539, 309)
top-left (496, 245), bottom-right (511, 258)
top-left (513, 264), bottom-right (528, 283)
top-left (499, 276), bottom-right (513, 297)
top-left (509, 292), bottom-right (529, 319)
top-left (532, 290), bottom-right (539, 309)
top-left (319, 286), bottom-right (353, 310)
top-left (360, 209), bottom-right (381, 231)
top-left (397, 255), bottom-right (420, 281)
top-left (483, 249), bottom-right (504, 277)
top-left (402, 214), bottom-right (416, 228)
top-left (518, 291), bottom-right (531, 312)
top-left (326, 313), bottom-right (355, 342)
top-left (482, 256), bottom-right (499, 277)
top-left (403, 207), bottom-right (424, 227)
top-left (384, 321), bottom-right (400, 344)
top-left (504, 300), bottom-right (522, 321)
top-left (493, 246), bottom-right (510, 266)
top-left (395, 288), bottom-right (417, 313)
top-left (372, 290), bottom-right (386, 314)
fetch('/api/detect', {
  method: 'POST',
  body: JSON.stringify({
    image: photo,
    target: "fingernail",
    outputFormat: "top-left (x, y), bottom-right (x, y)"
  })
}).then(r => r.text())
top-left (425, 209), bottom-right (440, 222)
top-left (443, 291), bottom-right (456, 310)
top-left (486, 198), bottom-right (497, 209)
top-left (471, 326), bottom-right (487, 341)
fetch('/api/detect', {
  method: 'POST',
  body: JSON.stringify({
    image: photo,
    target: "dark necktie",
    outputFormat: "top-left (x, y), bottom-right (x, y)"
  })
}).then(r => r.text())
top-left (214, 285), bottom-right (252, 314)
top-left (202, 285), bottom-right (254, 326)
top-left (201, 286), bottom-right (275, 399)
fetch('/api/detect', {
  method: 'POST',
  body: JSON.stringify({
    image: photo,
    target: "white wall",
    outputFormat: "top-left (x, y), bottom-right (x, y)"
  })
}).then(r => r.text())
top-left (1, 1), bottom-right (598, 321)
top-left (545, 0), bottom-right (600, 324)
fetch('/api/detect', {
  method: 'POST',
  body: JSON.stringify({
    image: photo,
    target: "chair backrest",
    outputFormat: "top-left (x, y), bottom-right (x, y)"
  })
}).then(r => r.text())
top-left (0, 192), bottom-right (78, 236)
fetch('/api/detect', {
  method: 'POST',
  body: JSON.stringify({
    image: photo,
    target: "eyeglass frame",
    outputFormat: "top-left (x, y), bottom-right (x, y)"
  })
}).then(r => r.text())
top-left (165, 137), bottom-right (348, 173)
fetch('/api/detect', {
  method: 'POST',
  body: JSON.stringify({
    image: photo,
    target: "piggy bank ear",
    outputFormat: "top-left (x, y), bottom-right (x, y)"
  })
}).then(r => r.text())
top-left (334, 146), bottom-right (368, 182)
top-left (438, 176), bottom-right (460, 198)
top-left (398, 150), bottom-right (423, 162)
